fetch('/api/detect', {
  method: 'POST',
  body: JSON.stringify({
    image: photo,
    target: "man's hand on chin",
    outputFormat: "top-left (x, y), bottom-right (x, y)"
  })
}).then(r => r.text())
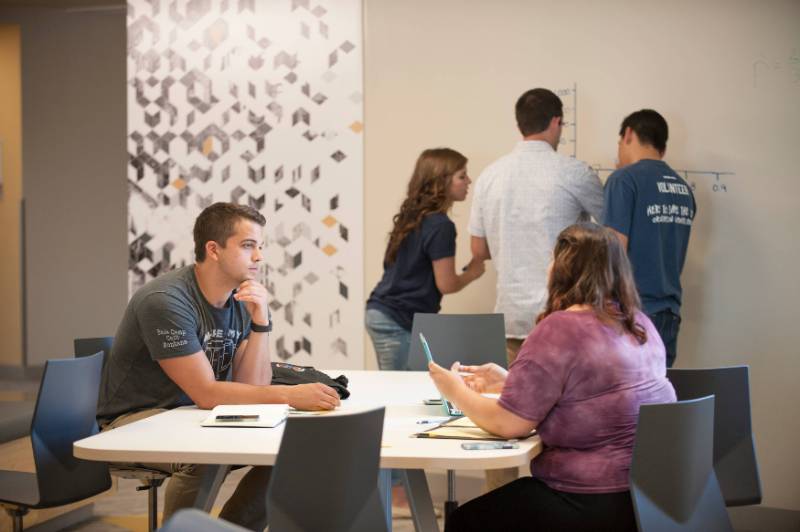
top-left (234, 279), bottom-right (270, 326)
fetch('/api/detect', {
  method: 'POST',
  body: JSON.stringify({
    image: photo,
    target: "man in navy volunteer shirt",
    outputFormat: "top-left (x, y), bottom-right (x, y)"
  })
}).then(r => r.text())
top-left (603, 109), bottom-right (696, 367)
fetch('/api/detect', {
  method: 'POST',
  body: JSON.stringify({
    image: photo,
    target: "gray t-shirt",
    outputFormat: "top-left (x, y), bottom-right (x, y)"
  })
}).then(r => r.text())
top-left (97, 265), bottom-right (269, 425)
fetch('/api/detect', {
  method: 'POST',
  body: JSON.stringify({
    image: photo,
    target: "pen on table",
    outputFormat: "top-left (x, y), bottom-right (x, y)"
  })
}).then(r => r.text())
top-left (416, 419), bottom-right (440, 424)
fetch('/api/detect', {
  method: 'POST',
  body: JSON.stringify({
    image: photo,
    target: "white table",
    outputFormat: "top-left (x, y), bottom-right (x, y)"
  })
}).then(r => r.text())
top-left (75, 371), bottom-right (541, 531)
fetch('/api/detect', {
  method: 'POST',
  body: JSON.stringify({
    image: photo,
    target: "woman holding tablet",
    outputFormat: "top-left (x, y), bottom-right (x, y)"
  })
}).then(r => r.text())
top-left (429, 222), bottom-right (676, 532)
top-left (366, 148), bottom-right (485, 371)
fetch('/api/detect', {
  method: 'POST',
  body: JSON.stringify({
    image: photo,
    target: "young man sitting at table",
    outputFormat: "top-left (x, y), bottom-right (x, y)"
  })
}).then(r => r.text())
top-left (429, 222), bottom-right (676, 532)
top-left (97, 202), bottom-right (340, 530)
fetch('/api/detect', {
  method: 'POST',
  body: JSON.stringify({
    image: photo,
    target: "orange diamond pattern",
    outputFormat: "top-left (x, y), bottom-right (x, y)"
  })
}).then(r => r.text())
top-left (202, 136), bottom-right (215, 156)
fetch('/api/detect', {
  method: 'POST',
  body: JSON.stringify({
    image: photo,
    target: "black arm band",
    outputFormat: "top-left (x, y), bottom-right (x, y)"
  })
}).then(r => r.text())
top-left (250, 321), bottom-right (271, 333)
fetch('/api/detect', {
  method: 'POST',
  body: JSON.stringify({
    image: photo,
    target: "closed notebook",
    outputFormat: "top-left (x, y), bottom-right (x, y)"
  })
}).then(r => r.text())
top-left (413, 416), bottom-right (536, 441)
top-left (201, 404), bottom-right (289, 428)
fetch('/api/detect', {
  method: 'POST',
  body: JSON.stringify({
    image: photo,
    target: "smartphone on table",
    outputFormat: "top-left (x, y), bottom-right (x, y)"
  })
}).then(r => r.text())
top-left (215, 415), bottom-right (259, 422)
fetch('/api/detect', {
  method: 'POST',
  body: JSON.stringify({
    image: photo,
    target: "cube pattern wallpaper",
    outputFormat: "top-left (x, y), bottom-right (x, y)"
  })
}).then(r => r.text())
top-left (127, 0), bottom-right (363, 367)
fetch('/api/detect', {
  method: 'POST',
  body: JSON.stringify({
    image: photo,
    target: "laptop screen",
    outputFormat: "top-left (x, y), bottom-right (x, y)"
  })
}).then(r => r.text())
top-left (419, 333), bottom-right (463, 417)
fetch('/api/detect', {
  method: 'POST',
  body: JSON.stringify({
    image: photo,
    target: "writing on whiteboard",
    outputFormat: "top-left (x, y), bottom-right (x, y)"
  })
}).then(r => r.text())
top-left (592, 166), bottom-right (735, 194)
top-left (753, 49), bottom-right (800, 88)
top-left (556, 84), bottom-right (578, 159)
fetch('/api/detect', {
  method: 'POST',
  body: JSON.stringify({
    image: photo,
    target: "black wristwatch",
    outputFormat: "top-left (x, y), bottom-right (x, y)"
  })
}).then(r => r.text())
top-left (250, 321), bottom-right (271, 333)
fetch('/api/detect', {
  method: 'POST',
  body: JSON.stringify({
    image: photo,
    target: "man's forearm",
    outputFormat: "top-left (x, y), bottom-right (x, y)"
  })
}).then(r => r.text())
top-left (471, 236), bottom-right (491, 261)
top-left (234, 332), bottom-right (272, 385)
top-left (190, 380), bottom-right (291, 409)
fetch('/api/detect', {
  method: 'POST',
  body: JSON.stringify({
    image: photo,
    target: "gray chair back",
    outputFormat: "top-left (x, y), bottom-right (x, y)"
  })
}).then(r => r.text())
top-left (32, 352), bottom-right (112, 506)
top-left (74, 336), bottom-right (114, 363)
top-left (407, 313), bottom-right (507, 371)
top-left (630, 396), bottom-right (732, 532)
top-left (667, 366), bottom-right (761, 507)
top-left (267, 407), bottom-right (388, 532)
top-left (161, 509), bottom-right (247, 531)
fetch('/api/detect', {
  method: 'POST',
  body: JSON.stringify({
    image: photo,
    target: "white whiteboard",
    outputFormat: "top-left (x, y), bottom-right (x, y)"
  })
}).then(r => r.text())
top-left (364, 0), bottom-right (800, 509)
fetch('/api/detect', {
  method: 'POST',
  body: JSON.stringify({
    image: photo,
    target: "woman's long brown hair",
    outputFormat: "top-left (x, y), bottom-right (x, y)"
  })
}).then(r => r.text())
top-left (384, 148), bottom-right (467, 264)
top-left (536, 222), bottom-right (647, 344)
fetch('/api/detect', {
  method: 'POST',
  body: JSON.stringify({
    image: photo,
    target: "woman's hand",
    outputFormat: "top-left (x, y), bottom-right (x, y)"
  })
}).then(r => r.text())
top-left (462, 257), bottom-right (486, 282)
top-left (428, 360), bottom-right (536, 439)
top-left (428, 361), bottom-right (467, 401)
top-left (457, 362), bottom-right (508, 394)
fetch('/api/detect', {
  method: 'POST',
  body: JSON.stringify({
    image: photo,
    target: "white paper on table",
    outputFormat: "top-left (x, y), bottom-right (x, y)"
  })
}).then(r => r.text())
top-left (201, 404), bottom-right (289, 428)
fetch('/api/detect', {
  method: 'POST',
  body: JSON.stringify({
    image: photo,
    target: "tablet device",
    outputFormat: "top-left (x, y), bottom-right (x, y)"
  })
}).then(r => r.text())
top-left (419, 333), bottom-right (463, 417)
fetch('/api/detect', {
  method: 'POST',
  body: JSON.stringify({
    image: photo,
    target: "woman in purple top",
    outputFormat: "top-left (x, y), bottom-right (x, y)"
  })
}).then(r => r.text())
top-left (429, 222), bottom-right (676, 532)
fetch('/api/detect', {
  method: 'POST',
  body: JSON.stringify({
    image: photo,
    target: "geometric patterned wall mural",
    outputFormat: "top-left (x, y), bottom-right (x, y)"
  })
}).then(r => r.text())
top-left (127, 0), bottom-right (363, 368)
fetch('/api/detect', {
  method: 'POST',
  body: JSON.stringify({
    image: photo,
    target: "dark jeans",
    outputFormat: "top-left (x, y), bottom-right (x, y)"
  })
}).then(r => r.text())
top-left (648, 309), bottom-right (681, 367)
top-left (444, 477), bottom-right (637, 532)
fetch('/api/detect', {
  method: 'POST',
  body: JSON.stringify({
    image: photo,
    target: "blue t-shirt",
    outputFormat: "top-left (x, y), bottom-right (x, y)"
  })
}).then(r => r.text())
top-left (367, 212), bottom-right (457, 330)
top-left (602, 159), bottom-right (696, 315)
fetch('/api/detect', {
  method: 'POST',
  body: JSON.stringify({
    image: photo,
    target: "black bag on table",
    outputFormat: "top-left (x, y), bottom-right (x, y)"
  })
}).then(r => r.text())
top-left (270, 362), bottom-right (350, 399)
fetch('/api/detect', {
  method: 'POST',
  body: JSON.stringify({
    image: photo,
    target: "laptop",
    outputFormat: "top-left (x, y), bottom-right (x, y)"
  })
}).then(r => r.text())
top-left (419, 333), bottom-right (464, 417)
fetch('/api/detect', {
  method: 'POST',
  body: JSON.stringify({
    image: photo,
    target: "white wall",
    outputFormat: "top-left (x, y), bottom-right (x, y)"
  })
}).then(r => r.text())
top-left (364, 0), bottom-right (800, 510)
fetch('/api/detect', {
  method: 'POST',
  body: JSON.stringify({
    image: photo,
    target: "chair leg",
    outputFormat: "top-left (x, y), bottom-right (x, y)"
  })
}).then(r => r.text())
top-left (136, 481), bottom-right (160, 532)
top-left (3, 506), bottom-right (28, 532)
top-left (148, 485), bottom-right (158, 532)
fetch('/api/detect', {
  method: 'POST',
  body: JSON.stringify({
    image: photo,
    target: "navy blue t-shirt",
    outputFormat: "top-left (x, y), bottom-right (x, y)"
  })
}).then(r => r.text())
top-left (367, 213), bottom-right (457, 330)
top-left (603, 159), bottom-right (696, 316)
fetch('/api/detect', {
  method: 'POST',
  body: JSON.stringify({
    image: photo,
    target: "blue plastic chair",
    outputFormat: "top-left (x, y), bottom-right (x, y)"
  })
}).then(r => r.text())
top-left (74, 336), bottom-right (170, 531)
top-left (0, 353), bottom-right (111, 532)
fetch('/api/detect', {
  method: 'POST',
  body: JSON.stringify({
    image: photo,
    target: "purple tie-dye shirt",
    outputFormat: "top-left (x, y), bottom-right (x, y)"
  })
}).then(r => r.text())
top-left (499, 309), bottom-right (675, 494)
